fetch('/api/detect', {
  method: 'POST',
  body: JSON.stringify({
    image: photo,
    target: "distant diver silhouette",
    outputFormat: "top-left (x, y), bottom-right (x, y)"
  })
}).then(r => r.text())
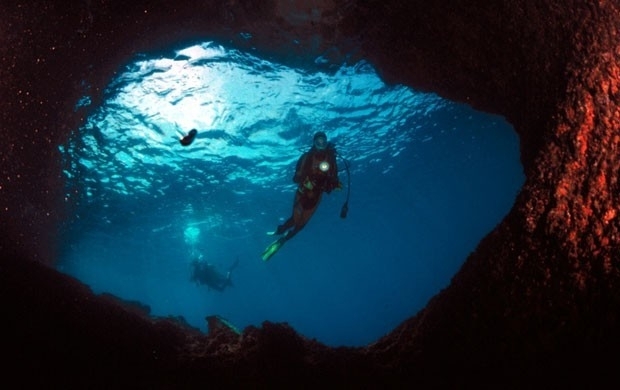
top-left (180, 129), bottom-right (197, 146)
top-left (190, 258), bottom-right (239, 292)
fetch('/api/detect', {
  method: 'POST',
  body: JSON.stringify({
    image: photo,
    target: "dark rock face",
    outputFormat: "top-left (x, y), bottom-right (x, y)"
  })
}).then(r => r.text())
top-left (2, 0), bottom-right (619, 386)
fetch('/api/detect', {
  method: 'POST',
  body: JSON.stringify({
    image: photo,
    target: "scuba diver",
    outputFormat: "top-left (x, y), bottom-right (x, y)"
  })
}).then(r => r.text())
top-left (190, 258), bottom-right (239, 292)
top-left (262, 131), bottom-right (343, 261)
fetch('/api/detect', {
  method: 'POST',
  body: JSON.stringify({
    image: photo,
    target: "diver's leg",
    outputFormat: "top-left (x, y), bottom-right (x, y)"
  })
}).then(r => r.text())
top-left (262, 194), bottom-right (320, 261)
top-left (285, 195), bottom-right (321, 241)
top-left (274, 191), bottom-right (302, 234)
top-left (275, 218), bottom-right (294, 234)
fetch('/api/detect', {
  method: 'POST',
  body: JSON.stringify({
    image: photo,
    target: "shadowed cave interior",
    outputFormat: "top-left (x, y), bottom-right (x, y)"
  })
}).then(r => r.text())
top-left (2, 0), bottom-right (620, 387)
top-left (56, 40), bottom-right (524, 347)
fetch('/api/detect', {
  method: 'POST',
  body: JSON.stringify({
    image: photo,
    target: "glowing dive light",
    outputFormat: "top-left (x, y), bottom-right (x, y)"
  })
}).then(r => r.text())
top-left (319, 161), bottom-right (330, 172)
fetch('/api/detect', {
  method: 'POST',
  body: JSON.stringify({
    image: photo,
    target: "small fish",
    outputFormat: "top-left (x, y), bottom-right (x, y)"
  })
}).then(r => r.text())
top-left (180, 129), bottom-right (197, 146)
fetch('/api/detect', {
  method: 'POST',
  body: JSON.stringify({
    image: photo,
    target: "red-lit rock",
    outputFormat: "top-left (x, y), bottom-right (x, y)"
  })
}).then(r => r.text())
top-left (1, 0), bottom-right (619, 387)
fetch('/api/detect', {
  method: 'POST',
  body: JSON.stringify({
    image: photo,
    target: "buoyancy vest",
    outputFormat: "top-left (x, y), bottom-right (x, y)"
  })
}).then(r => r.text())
top-left (295, 146), bottom-right (337, 190)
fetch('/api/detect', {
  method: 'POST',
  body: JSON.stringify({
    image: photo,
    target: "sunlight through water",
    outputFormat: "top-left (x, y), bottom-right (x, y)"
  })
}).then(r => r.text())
top-left (58, 41), bottom-right (524, 347)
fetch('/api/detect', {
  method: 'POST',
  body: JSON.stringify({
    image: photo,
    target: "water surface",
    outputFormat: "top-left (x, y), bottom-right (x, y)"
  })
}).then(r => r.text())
top-left (58, 41), bottom-right (524, 347)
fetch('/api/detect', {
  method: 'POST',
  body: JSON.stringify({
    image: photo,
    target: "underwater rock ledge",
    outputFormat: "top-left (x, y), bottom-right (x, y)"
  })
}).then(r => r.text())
top-left (1, 0), bottom-right (619, 386)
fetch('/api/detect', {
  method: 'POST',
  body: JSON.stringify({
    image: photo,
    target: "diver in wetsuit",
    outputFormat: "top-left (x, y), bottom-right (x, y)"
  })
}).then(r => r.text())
top-left (262, 131), bottom-right (342, 261)
top-left (190, 258), bottom-right (238, 291)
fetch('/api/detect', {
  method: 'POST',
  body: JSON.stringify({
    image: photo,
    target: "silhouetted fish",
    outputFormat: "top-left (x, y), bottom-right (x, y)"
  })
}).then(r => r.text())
top-left (180, 129), bottom-right (197, 146)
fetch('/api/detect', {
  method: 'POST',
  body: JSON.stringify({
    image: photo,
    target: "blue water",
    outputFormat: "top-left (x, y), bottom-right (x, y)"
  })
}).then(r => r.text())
top-left (57, 41), bottom-right (524, 347)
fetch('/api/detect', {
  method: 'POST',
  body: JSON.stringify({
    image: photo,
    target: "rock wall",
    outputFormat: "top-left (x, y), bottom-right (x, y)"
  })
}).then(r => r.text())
top-left (1, 0), bottom-right (619, 387)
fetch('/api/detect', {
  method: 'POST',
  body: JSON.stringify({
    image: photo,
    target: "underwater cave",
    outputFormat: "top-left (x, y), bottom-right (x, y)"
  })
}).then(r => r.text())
top-left (4, 1), bottom-right (619, 387)
top-left (57, 40), bottom-right (524, 347)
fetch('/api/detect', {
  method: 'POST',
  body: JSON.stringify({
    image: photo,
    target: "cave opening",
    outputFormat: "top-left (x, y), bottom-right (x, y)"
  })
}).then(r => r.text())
top-left (57, 40), bottom-right (524, 347)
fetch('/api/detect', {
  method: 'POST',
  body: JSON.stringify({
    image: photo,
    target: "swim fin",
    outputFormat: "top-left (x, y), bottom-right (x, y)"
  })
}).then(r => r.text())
top-left (261, 237), bottom-right (286, 261)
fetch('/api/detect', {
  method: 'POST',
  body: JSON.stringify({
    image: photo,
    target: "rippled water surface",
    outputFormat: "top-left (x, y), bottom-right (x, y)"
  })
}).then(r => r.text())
top-left (58, 41), bottom-right (524, 346)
